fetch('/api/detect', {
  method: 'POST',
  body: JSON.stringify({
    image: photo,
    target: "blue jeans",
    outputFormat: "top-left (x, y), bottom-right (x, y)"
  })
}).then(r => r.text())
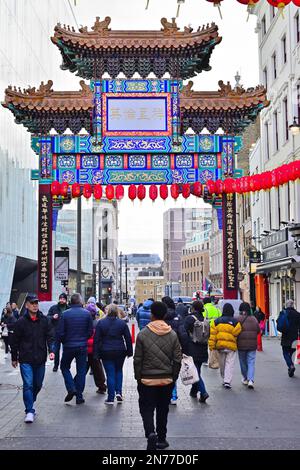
top-left (20, 363), bottom-right (45, 414)
top-left (282, 346), bottom-right (296, 369)
top-left (60, 346), bottom-right (87, 400)
top-left (238, 350), bottom-right (257, 382)
top-left (191, 361), bottom-right (207, 395)
top-left (102, 356), bottom-right (125, 401)
top-left (172, 382), bottom-right (178, 400)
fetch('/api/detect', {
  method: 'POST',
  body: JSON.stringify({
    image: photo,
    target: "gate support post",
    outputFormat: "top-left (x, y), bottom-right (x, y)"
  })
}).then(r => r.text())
top-left (38, 184), bottom-right (53, 300)
top-left (222, 193), bottom-right (238, 299)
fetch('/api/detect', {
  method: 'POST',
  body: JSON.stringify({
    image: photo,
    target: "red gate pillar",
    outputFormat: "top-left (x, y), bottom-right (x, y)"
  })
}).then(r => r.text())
top-left (222, 193), bottom-right (238, 299)
top-left (38, 184), bottom-right (53, 301)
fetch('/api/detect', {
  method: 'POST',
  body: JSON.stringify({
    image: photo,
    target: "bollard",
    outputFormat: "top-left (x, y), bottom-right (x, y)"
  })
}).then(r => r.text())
top-left (131, 323), bottom-right (135, 344)
top-left (257, 332), bottom-right (263, 352)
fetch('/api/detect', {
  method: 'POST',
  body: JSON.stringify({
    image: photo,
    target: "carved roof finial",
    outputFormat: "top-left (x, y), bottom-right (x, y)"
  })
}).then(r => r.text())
top-left (161, 17), bottom-right (180, 34)
top-left (91, 16), bottom-right (111, 33)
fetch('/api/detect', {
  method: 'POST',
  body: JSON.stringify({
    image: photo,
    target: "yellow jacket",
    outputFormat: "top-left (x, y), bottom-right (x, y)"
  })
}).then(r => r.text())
top-left (208, 316), bottom-right (241, 352)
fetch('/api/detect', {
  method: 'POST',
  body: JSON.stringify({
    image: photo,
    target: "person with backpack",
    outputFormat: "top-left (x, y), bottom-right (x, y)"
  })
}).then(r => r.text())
top-left (277, 299), bottom-right (300, 377)
top-left (134, 301), bottom-right (182, 451)
top-left (208, 303), bottom-right (242, 389)
top-left (162, 296), bottom-right (183, 405)
top-left (183, 301), bottom-right (210, 403)
top-left (237, 302), bottom-right (260, 389)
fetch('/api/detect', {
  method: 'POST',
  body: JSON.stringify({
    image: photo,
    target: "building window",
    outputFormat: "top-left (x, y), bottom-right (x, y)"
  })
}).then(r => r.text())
top-left (262, 15), bottom-right (266, 36)
top-left (265, 122), bottom-right (270, 161)
top-left (283, 98), bottom-right (289, 142)
top-left (296, 12), bottom-right (300, 44)
top-left (274, 111), bottom-right (279, 152)
top-left (282, 35), bottom-right (287, 64)
top-left (271, 5), bottom-right (275, 19)
top-left (272, 52), bottom-right (277, 80)
top-left (297, 84), bottom-right (300, 122)
top-left (263, 67), bottom-right (268, 90)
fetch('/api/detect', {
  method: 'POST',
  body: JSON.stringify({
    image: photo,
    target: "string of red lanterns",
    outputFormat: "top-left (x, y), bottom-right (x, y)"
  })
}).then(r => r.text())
top-left (206, 160), bottom-right (300, 195)
top-left (50, 160), bottom-right (300, 202)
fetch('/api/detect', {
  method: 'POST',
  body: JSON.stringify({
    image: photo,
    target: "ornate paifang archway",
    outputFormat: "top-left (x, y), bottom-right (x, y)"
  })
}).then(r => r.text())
top-left (3, 17), bottom-right (268, 301)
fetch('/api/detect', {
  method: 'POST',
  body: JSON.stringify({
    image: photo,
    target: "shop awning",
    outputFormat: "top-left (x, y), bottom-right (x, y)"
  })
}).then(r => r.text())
top-left (256, 257), bottom-right (300, 273)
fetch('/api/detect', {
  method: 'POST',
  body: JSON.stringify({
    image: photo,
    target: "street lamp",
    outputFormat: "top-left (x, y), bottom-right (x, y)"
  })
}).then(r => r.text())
top-left (119, 252), bottom-right (123, 303)
top-left (200, 257), bottom-right (204, 291)
top-left (124, 255), bottom-right (128, 308)
top-left (289, 117), bottom-right (300, 136)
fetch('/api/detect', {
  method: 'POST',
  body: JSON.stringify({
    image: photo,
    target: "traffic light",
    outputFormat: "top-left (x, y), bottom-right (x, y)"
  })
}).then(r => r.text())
top-left (108, 286), bottom-right (112, 294)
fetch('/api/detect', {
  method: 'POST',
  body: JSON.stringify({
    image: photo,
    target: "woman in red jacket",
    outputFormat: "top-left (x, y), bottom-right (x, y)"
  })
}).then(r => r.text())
top-left (86, 304), bottom-right (107, 394)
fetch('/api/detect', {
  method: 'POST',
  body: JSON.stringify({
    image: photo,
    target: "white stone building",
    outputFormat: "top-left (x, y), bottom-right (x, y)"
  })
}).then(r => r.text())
top-left (251, 3), bottom-right (300, 326)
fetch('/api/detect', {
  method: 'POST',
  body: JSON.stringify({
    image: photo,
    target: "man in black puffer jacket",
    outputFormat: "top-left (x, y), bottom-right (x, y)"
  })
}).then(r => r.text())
top-left (280, 299), bottom-right (300, 377)
top-left (10, 294), bottom-right (55, 423)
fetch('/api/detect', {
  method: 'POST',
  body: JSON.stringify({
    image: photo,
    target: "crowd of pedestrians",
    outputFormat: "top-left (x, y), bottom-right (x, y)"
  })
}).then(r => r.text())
top-left (1, 292), bottom-right (300, 450)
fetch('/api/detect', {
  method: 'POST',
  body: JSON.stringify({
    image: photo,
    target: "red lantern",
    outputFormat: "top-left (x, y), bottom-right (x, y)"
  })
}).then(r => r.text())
top-left (261, 171), bottom-right (272, 190)
top-left (51, 181), bottom-right (61, 197)
top-left (149, 185), bottom-right (158, 202)
top-left (290, 161), bottom-right (300, 181)
top-left (115, 185), bottom-right (124, 201)
top-left (72, 183), bottom-right (81, 198)
top-left (83, 183), bottom-right (92, 199)
top-left (206, 0), bottom-right (224, 18)
top-left (160, 184), bottom-right (168, 200)
top-left (182, 183), bottom-right (191, 199)
top-left (271, 169), bottom-right (279, 187)
top-left (128, 185), bottom-right (137, 201)
top-left (106, 184), bottom-right (114, 201)
top-left (292, 0), bottom-right (300, 6)
top-left (224, 178), bottom-right (235, 194)
top-left (193, 182), bottom-right (202, 197)
top-left (93, 184), bottom-right (102, 200)
top-left (60, 182), bottom-right (69, 198)
top-left (267, 0), bottom-right (291, 16)
top-left (215, 179), bottom-right (224, 194)
top-left (137, 184), bottom-right (146, 201)
top-left (235, 179), bottom-right (242, 194)
top-left (170, 184), bottom-right (180, 200)
top-left (206, 180), bottom-right (216, 195)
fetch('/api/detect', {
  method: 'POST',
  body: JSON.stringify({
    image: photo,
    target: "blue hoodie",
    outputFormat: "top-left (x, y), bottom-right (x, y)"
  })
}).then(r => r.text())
top-left (136, 300), bottom-right (153, 330)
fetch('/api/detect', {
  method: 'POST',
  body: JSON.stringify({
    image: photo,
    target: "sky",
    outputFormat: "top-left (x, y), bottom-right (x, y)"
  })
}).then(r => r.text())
top-left (69, 0), bottom-right (260, 258)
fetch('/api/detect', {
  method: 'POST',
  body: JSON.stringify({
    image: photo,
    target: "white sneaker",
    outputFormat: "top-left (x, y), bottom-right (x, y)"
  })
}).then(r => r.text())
top-left (248, 380), bottom-right (254, 389)
top-left (24, 412), bottom-right (34, 423)
top-left (242, 378), bottom-right (248, 386)
top-left (170, 399), bottom-right (177, 405)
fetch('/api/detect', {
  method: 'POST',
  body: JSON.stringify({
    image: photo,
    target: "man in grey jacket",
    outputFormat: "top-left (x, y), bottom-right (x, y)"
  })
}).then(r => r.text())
top-left (134, 301), bottom-right (182, 451)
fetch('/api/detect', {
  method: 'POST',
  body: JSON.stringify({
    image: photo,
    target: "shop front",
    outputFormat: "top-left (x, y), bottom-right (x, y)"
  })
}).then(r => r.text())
top-left (256, 228), bottom-right (300, 335)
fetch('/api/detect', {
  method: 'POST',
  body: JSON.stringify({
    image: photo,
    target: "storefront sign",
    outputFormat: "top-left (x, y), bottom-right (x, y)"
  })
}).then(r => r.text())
top-left (261, 228), bottom-right (288, 249)
top-left (249, 251), bottom-right (261, 263)
top-left (54, 250), bottom-right (69, 281)
top-left (222, 193), bottom-right (238, 295)
top-left (263, 244), bottom-right (288, 262)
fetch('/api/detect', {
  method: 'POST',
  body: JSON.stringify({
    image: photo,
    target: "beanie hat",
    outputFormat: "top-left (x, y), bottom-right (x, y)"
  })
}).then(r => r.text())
top-left (87, 296), bottom-right (96, 304)
top-left (59, 293), bottom-right (67, 301)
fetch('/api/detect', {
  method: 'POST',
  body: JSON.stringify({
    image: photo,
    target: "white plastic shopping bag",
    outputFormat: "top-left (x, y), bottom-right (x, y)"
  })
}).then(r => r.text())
top-left (180, 354), bottom-right (199, 386)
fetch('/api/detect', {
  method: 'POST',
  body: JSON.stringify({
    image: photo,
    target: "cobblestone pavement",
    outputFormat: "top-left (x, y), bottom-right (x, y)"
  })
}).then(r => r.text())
top-left (0, 328), bottom-right (299, 450)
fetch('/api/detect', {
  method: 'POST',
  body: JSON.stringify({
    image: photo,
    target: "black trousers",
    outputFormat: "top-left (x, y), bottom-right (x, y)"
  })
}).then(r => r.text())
top-left (137, 382), bottom-right (173, 441)
top-left (86, 354), bottom-right (106, 390)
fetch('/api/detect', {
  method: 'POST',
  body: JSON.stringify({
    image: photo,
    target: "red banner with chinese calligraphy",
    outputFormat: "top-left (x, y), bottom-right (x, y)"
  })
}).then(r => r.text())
top-left (38, 185), bottom-right (52, 301)
top-left (222, 193), bottom-right (238, 299)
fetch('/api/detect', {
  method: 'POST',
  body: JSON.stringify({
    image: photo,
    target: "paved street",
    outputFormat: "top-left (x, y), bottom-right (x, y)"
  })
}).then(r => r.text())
top-left (0, 329), bottom-right (299, 451)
